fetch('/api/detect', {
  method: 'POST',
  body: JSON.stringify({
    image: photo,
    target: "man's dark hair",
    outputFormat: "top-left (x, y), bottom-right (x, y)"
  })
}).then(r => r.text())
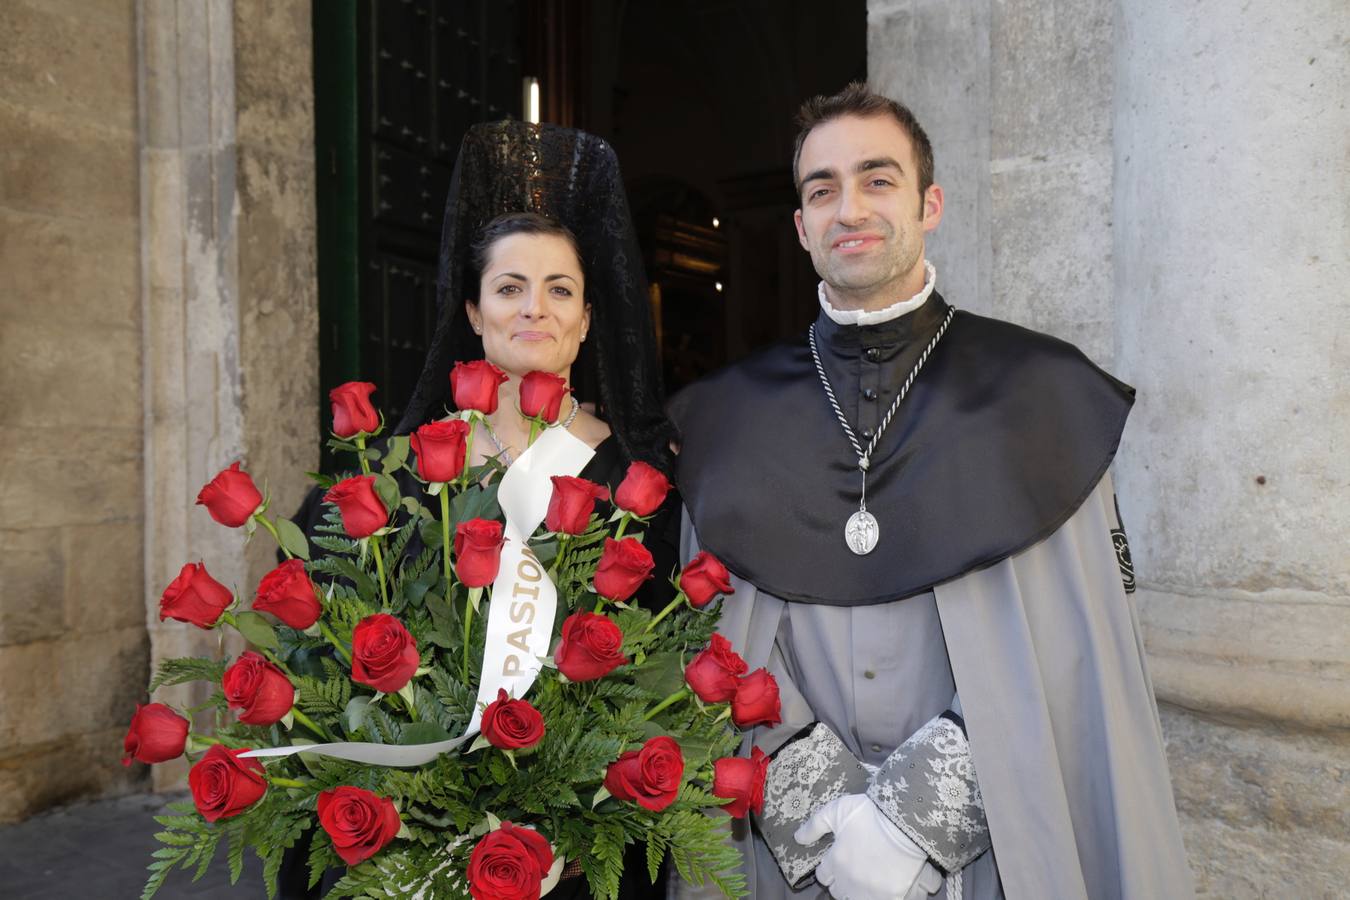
top-left (792, 82), bottom-right (935, 204)
top-left (468, 211), bottom-right (584, 301)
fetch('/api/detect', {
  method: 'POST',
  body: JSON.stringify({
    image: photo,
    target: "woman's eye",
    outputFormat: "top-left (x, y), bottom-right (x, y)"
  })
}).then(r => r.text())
top-left (498, 284), bottom-right (520, 295)
top-left (551, 286), bottom-right (573, 297)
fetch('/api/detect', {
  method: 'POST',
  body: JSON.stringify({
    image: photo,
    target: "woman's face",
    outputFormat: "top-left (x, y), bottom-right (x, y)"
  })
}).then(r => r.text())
top-left (466, 232), bottom-right (589, 380)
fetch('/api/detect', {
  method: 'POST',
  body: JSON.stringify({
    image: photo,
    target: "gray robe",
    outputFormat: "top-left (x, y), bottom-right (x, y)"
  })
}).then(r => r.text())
top-left (674, 475), bottom-right (1192, 900)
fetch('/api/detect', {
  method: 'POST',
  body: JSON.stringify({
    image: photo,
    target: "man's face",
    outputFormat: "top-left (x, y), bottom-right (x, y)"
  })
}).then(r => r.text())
top-left (794, 114), bottom-right (942, 306)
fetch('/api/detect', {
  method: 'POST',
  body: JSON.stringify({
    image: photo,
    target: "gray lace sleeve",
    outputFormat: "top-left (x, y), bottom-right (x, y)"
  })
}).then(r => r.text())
top-left (753, 722), bottom-right (871, 889)
top-left (866, 711), bottom-right (991, 872)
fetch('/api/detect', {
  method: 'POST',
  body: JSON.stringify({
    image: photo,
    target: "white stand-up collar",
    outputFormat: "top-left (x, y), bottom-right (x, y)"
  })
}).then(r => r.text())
top-left (818, 260), bottom-right (937, 326)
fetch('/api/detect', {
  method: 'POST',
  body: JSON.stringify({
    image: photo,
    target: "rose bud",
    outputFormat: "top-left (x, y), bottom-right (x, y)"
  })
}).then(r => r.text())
top-left (252, 559), bottom-right (321, 630)
top-left (553, 612), bottom-right (628, 682)
top-left (121, 703), bottom-right (189, 767)
top-left (679, 552), bottom-right (734, 608)
top-left (712, 746), bottom-right (770, 818)
top-left (329, 381), bottom-right (379, 437)
top-left (603, 735), bottom-right (685, 812)
top-left (158, 562), bottom-right (233, 629)
top-left (187, 744), bottom-right (267, 822)
top-left (351, 613), bottom-right (419, 693)
top-left (222, 651), bottom-right (295, 726)
top-left (411, 419), bottom-right (470, 483)
top-left (324, 475), bottom-right (388, 538)
top-left (613, 461), bottom-right (671, 517)
top-left (195, 462), bottom-right (264, 528)
top-left (684, 633), bottom-right (749, 704)
top-left (481, 688), bottom-right (546, 751)
top-left (317, 786), bottom-right (402, 866)
top-left (518, 371), bottom-right (570, 422)
top-left (451, 359), bottom-right (509, 415)
top-left (544, 476), bottom-right (609, 535)
top-left (454, 518), bottom-right (506, 588)
top-left (467, 821), bottom-right (554, 900)
top-left (732, 668), bottom-right (783, 729)
top-left (593, 537), bottom-right (654, 603)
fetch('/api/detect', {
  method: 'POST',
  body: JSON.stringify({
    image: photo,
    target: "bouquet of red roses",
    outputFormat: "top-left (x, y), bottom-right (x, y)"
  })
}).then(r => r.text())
top-left (126, 367), bottom-right (779, 900)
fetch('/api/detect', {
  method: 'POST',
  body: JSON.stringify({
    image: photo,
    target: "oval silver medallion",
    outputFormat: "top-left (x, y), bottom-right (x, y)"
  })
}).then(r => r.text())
top-left (845, 510), bottom-right (879, 555)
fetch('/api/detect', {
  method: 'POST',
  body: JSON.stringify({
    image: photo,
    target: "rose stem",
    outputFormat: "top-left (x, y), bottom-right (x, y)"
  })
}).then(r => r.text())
top-left (268, 776), bottom-right (308, 789)
top-left (642, 687), bottom-right (690, 722)
top-left (371, 538), bottom-right (390, 612)
top-left (254, 514), bottom-right (292, 559)
top-left (440, 487), bottom-right (453, 602)
top-left (613, 513), bottom-right (630, 541)
top-left (289, 707), bottom-right (333, 742)
top-left (317, 619), bottom-right (352, 664)
top-left (644, 593), bottom-right (687, 633)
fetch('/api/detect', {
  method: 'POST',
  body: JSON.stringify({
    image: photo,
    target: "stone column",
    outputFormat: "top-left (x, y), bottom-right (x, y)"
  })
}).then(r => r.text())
top-left (1113, 0), bottom-right (1350, 893)
top-left (138, 0), bottom-right (248, 790)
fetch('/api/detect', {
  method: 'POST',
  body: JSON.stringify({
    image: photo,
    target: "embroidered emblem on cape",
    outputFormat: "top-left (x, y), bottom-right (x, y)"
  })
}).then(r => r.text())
top-left (1112, 496), bottom-right (1136, 593)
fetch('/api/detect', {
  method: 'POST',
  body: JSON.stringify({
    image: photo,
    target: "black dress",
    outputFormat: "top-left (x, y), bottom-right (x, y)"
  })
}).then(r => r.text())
top-left (278, 435), bottom-right (676, 899)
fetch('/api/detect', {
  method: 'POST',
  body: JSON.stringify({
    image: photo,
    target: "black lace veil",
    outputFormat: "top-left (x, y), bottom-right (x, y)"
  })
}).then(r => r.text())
top-left (395, 121), bottom-right (674, 473)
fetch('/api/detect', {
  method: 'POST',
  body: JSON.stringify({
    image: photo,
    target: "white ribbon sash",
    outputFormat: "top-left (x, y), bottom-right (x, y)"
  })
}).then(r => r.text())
top-left (244, 425), bottom-right (595, 766)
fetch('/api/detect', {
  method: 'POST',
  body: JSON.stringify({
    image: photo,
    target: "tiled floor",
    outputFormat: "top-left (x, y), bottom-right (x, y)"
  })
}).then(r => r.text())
top-left (0, 793), bottom-right (266, 899)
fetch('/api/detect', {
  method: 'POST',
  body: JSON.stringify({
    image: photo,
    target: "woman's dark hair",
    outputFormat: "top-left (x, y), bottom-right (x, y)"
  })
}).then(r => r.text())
top-left (467, 212), bottom-right (585, 302)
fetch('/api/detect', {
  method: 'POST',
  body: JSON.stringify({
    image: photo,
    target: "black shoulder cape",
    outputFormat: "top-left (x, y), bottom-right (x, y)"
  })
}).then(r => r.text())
top-left (669, 292), bottom-right (1134, 606)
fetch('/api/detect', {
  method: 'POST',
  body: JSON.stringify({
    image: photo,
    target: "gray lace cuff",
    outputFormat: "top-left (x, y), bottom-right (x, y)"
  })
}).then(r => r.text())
top-left (866, 711), bottom-right (991, 872)
top-left (753, 722), bottom-right (870, 889)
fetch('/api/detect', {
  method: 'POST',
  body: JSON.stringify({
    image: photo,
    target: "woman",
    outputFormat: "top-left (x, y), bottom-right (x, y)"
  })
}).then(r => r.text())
top-left (283, 122), bottom-right (676, 900)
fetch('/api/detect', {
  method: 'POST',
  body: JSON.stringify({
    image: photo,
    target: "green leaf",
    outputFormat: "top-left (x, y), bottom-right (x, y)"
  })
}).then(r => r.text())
top-left (399, 722), bottom-right (453, 745)
top-left (374, 472), bottom-right (401, 511)
top-left (231, 611), bottom-right (280, 651)
top-left (343, 695), bottom-right (373, 733)
top-left (275, 517), bottom-right (311, 561)
top-left (381, 436), bottom-right (410, 473)
top-left (633, 651), bottom-right (684, 696)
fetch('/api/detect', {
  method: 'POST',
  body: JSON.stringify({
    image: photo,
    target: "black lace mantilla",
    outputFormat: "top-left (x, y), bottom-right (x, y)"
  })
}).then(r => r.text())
top-left (396, 121), bottom-right (675, 474)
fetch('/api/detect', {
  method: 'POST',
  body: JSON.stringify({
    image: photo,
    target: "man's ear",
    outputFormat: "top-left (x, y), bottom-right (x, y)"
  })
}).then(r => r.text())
top-left (793, 208), bottom-right (810, 251)
top-left (921, 184), bottom-right (944, 234)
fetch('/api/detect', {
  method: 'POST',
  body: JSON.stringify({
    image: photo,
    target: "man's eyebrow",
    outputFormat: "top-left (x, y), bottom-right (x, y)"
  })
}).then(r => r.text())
top-left (858, 156), bottom-right (904, 175)
top-left (800, 167), bottom-right (837, 186)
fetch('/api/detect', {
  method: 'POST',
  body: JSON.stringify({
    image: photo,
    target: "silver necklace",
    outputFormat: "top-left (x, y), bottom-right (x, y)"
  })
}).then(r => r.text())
top-left (484, 396), bottom-right (580, 466)
top-left (808, 307), bottom-right (955, 555)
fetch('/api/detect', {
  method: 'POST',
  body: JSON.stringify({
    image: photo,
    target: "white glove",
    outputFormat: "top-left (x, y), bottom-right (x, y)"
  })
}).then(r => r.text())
top-left (794, 793), bottom-right (943, 900)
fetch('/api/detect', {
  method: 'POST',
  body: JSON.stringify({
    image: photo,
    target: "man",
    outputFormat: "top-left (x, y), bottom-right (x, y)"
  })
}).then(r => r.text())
top-left (670, 83), bottom-right (1192, 900)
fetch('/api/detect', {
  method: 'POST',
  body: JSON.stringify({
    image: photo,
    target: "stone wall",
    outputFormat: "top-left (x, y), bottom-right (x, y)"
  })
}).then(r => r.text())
top-left (869, 0), bottom-right (1350, 894)
top-left (0, 0), bottom-right (148, 821)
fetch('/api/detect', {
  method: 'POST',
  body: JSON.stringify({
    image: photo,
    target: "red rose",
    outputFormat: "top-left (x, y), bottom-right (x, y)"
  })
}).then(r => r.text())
top-left (158, 562), bottom-right (233, 628)
top-left (317, 786), bottom-right (402, 866)
top-left (451, 360), bottom-right (509, 415)
top-left (252, 559), bottom-right (321, 629)
top-left (732, 668), bottom-right (783, 728)
top-left (351, 614), bottom-right (419, 693)
top-left (481, 688), bottom-right (546, 750)
top-left (467, 821), bottom-right (554, 900)
top-left (121, 703), bottom-right (189, 767)
top-left (679, 552), bottom-right (734, 608)
top-left (455, 518), bottom-right (506, 588)
top-left (411, 419), bottom-right (470, 483)
top-left (603, 735), bottom-right (685, 812)
top-left (324, 475), bottom-right (388, 538)
top-left (544, 476), bottom-right (609, 535)
top-left (329, 381), bottom-right (380, 437)
top-left (593, 537), bottom-right (654, 603)
top-left (553, 612), bottom-right (628, 682)
top-left (684, 633), bottom-right (749, 703)
top-left (712, 746), bottom-right (770, 818)
top-left (222, 651), bottom-right (295, 726)
top-left (613, 461), bottom-right (671, 517)
top-left (187, 744), bottom-right (267, 822)
top-left (518, 371), bottom-right (570, 422)
top-left (195, 462), bottom-right (263, 528)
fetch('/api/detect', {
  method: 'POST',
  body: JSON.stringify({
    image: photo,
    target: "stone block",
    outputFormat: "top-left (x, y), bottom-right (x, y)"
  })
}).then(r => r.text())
top-left (990, 0), bottom-right (1112, 160)
top-left (0, 425), bottom-right (142, 529)
top-left (0, 317), bottom-right (141, 430)
top-left (234, 0), bottom-right (316, 159)
top-left (1161, 704), bottom-right (1350, 898)
top-left (0, 209), bottom-right (140, 327)
top-left (0, 626), bottom-right (147, 748)
top-left (990, 151), bottom-right (1114, 365)
top-left (0, 527), bottom-right (65, 647)
top-left (0, 726), bottom-right (148, 825)
top-left (63, 522), bottom-right (143, 636)
top-left (0, 1), bottom-right (137, 137)
top-left (0, 101), bottom-right (137, 221)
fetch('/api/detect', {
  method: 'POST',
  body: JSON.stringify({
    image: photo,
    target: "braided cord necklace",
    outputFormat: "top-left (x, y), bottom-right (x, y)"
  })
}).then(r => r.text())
top-left (807, 306), bottom-right (955, 555)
